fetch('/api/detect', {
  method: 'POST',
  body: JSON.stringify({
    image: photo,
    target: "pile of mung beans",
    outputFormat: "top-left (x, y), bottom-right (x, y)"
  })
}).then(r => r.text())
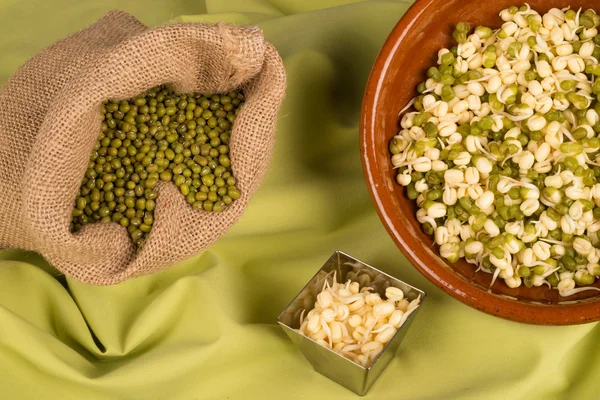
top-left (391, 5), bottom-right (600, 296)
top-left (71, 86), bottom-right (243, 249)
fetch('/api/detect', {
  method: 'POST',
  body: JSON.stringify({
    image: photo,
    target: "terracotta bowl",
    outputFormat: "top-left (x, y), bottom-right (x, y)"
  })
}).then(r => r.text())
top-left (361, 0), bottom-right (600, 325)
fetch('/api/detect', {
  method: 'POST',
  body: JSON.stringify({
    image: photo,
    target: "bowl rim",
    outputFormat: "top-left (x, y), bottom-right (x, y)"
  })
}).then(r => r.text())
top-left (359, 0), bottom-right (600, 325)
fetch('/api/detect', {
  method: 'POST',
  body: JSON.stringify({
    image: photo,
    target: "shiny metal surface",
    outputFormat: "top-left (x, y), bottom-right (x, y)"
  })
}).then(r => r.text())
top-left (277, 251), bottom-right (426, 396)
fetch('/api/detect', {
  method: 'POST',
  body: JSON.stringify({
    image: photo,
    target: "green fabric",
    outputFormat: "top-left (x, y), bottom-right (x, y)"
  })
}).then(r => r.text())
top-left (0, 1), bottom-right (598, 399)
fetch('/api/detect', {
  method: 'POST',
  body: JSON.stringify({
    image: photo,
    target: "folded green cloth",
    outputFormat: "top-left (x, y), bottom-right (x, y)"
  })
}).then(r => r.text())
top-left (0, 1), bottom-right (597, 399)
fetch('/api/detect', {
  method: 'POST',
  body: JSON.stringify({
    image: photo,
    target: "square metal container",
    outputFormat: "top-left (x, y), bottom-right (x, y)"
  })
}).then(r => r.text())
top-left (277, 251), bottom-right (427, 396)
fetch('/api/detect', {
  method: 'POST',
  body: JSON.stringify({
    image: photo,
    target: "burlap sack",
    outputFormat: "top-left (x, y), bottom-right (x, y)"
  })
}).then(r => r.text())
top-left (0, 11), bottom-right (286, 285)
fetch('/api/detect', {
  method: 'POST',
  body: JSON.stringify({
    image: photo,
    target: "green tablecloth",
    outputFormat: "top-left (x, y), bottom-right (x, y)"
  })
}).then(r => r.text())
top-left (1, 1), bottom-right (598, 399)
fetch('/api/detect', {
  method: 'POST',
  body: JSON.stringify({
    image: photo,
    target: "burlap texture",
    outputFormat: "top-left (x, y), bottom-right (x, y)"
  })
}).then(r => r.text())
top-left (0, 11), bottom-right (286, 285)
